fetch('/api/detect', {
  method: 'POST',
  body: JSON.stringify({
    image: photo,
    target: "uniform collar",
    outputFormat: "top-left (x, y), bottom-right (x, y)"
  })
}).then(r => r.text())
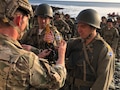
top-left (94, 33), bottom-right (103, 40)
top-left (85, 33), bottom-right (103, 46)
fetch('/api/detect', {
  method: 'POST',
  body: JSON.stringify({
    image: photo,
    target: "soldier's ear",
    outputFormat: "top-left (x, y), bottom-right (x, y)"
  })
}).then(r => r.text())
top-left (13, 16), bottom-right (22, 26)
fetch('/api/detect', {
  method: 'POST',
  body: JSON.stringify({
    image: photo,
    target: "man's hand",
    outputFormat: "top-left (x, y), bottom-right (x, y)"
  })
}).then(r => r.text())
top-left (44, 31), bottom-right (54, 43)
top-left (56, 40), bottom-right (67, 66)
top-left (22, 44), bottom-right (32, 51)
top-left (38, 49), bottom-right (51, 58)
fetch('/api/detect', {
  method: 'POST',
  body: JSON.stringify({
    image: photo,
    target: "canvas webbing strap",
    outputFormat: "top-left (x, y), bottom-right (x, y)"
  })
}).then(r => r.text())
top-left (83, 42), bottom-right (96, 77)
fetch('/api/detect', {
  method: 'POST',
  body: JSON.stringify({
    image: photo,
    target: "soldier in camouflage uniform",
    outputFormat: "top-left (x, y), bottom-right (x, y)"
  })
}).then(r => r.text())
top-left (0, 0), bottom-right (67, 90)
top-left (101, 18), bottom-right (119, 54)
top-left (20, 4), bottom-right (63, 64)
top-left (63, 9), bottom-right (115, 90)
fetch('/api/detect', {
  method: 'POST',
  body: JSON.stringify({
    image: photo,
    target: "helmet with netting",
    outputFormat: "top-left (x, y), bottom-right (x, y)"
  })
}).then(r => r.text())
top-left (0, 0), bottom-right (33, 22)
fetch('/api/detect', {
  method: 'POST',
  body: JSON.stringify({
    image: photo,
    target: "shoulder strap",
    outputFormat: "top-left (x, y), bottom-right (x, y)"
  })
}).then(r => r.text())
top-left (83, 43), bottom-right (96, 77)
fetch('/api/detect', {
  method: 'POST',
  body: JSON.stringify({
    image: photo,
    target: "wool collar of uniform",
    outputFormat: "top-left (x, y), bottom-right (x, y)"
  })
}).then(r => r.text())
top-left (86, 33), bottom-right (103, 45)
top-left (93, 33), bottom-right (102, 41)
top-left (0, 34), bottom-right (22, 49)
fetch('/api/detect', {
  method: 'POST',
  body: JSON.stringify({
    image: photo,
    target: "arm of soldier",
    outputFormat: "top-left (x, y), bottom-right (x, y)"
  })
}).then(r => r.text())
top-left (29, 40), bottom-right (67, 89)
top-left (22, 44), bottom-right (42, 55)
top-left (56, 40), bottom-right (66, 66)
top-left (22, 44), bottom-right (50, 58)
top-left (62, 19), bottom-right (70, 30)
top-left (92, 45), bottom-right (115, 90)
top-left (37, 49), bottom-right (51, 58)
top-left (111, 28), bottom-right (119, 52)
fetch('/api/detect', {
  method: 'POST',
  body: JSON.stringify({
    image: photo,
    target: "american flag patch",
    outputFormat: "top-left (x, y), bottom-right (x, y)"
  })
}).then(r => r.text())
top-left (108, 52), bottom-right (113, 57)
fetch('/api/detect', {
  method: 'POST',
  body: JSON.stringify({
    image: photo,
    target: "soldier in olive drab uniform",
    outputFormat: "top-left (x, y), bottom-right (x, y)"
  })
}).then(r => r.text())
top-left (64, 14), bottom-right (75, 38)
top-left (115, 16), bottom-right (120, 58)
top-left (62, 9), bottom-right (115, 90)
top-left (115, 16), bottom-right (120, 34)
top-left (20, 4), bottom-right (62, 60)
top-left (99, 16), bottom-right (107, 35)
top-left (101, 18), bottom-right (119, 54)
top-left (54, 12), bottom-right (71, 41)
top-left (0, 0), bottom-right (67, 90)
top-left (100, 16), bottom-right (107, 29)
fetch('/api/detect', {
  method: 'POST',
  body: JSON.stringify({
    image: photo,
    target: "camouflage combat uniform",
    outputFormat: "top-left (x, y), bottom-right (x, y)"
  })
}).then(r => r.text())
top-left (20, 25), bottom-right (62, 54)
top-left (63, 33), bottom-right (115, 90)
top-left (0, 34), bottom-right (66, 90)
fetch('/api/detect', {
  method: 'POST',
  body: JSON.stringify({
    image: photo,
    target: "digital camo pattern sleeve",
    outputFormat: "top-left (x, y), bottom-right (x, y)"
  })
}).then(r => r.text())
top-left (28, 52), bottom-right (66, 89)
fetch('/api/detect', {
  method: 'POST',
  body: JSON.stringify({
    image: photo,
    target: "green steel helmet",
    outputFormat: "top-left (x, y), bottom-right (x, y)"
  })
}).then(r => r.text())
top-left (35, 3), bottom-right (53, 18)
top-left (76, 9), bottom-right (101, 29)
top-left (0, 0), bottom-right (33, 21)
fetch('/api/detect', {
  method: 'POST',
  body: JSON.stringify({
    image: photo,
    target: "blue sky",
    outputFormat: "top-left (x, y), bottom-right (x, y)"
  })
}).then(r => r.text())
top-left (52, 0), bottom-right (120, 3)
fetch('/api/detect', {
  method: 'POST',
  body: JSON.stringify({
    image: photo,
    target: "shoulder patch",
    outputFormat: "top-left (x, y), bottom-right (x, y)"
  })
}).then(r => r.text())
top-left (108, 51), bottom-right (113, 57)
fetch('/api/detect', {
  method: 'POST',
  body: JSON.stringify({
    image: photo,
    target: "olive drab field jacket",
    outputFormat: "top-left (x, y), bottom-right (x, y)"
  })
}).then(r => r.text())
top-left (65, 33), bottom-right (115, 90)
top-left (102, 27), bottom-right (119, 53)
top-left (0, 34), bottom-right (66, 90)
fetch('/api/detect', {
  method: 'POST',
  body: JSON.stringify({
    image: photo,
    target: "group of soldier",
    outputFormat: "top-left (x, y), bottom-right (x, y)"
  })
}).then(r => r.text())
top-left (100, 16), bottom-right (120, 57)
top-left (26, 4), bottom-right (120, 53)
top-left (27, 6), bottom-right (76, 41)
top-left (20, 3), bottom-right (119, 90)
top-left (0, 0), bottom-right (120, 90)
top-left (99, 16), bottom-right (120, 89)
top-left (0, 1), bottom-right (67, 90)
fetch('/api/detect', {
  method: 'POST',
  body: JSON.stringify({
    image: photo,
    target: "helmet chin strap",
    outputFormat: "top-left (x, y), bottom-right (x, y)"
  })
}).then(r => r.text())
top-left (83, 28), bottom-right (94, 43)
top-left (83, 33), bottom-right (92, 43)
